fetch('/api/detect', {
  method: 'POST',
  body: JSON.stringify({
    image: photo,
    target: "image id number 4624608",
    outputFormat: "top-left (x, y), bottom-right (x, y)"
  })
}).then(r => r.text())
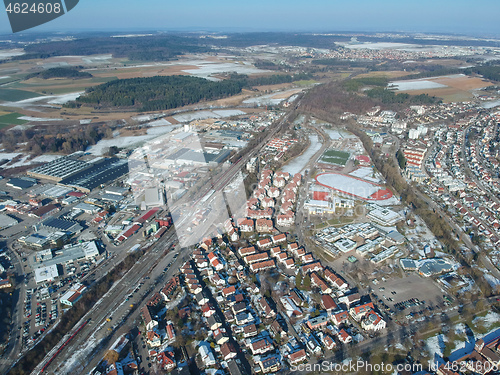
top-left (5, 2), bottom-right (62, 13)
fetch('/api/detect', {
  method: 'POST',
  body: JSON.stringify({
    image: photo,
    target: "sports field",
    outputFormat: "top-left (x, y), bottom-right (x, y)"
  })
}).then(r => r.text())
top-left (320, 149), bottom-right (350, 166)
top-left (315, 172), bottom-right (393, 201)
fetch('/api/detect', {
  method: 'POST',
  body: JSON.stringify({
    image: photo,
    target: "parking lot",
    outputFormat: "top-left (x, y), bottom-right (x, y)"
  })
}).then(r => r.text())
top-left (371, 274), bottom-right (445, 312)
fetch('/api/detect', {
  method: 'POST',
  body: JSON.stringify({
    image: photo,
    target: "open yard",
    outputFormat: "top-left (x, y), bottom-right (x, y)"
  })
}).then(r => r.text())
top-left (320, 149), bottom-right (350, 166)
top-left (372, 274), bottom-right (445, 309)
top-left (391, 74), bottom-right (493, 103)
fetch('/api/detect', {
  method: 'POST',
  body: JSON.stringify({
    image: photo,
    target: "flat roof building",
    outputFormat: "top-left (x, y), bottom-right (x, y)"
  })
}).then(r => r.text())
top-left (28, 155), bottom-right (88, 182)
top-left (34, 264), bottom-right (59, 283)
top-left (0, 214), bottom-right (18, 229)
top-left (7, 177), bottom-right (37, 190)
top-left (40, 217), bottom-right (83, 235)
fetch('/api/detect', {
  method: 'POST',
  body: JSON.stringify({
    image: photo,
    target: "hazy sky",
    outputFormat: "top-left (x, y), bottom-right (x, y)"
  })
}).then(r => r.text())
top-left (1, 0), bottom-right (499, 36)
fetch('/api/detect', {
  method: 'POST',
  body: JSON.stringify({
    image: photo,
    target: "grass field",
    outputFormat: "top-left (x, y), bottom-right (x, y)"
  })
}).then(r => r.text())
top-left (320, 149), bottom-right (350, 166)
top-left (0, 88), bottom-right (41, 102)
top-left (0, 112), bottom-right (28, 128)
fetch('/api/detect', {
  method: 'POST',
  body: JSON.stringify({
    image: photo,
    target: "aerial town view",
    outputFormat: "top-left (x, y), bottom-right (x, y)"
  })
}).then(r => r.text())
top-left (0, 1), bottom-right (500, 375)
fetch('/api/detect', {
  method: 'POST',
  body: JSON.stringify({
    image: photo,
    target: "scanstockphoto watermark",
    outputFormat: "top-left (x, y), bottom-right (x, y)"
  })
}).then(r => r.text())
top-left (128, 128), bottom-right (248, 248)
top-left (290, 360), bottom-right (424, 373)
top-left (4, 0), bottom-right (79, 33)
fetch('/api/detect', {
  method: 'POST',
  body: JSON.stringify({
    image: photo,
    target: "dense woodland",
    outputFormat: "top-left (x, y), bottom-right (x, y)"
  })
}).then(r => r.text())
top-left (24, 67), bottom-right (92, 80)
top-left (68, 73), bottom-right (312, 111)
top-left (365, 87), bottom-right (441, 105)
top-left (10, 35), bottom-right (210, 61)
top-left (71, 75), bottom-right (245, 111)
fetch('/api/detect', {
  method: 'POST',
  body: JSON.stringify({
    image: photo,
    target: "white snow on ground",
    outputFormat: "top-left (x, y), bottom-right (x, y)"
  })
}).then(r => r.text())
top-left (345, 42), bottom-right (418, 50)
top-left (87, 135), bottom-right (158, 155)
top-left (146, 118), bottom-right (171, 126)
top-left (282, 134), bottom-right (321, 175)
top-left (181, 61), bottom-right (267, 80)
top-left (394, 342), bottom-right (406, 351)
top-left (3, 91), bottom-right (83, 110)
top-left (243, 93), bottom-right (284, 106)
top-left (146, 125), bottom-right (180, 136)
top-left (316, 173), bottom-right (381, 199)
top-left (349, 167), bottom-right (381, 183)
top-left (483, 100), bottom-right (500, 109)
top-left (389, 80), bottom-right (447, 91)
top-left (56, 337), bottom-right (97, 375)
top-left (0, 152), bottom-right (22, 161)
top-left (48, 92), bottom-right (83, 104)
top-left (474, 311), bottom-right (500, 328)
top-left (0, 76), bottom-right (10, 79)
top-left (212, 109), bottom-right (246, 117)
top-left (483, 274), bottom-right (500, 288)
top-left (18, 116), bottom-right (63, 121)
top-left (426, 333), bottom-right (447, 358)
top-left (173, 111), bottom-right (220, 122)
top-left (0, 154), bottom-right (61, 169)
top-left (0, 49), bottom-right (25, 59)
top-left (219, 139), bottom-right (248, 148)
top-left (325, 129), bottom-right (344, 140)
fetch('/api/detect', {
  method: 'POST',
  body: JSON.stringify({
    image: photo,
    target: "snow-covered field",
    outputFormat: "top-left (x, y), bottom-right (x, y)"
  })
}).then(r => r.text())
top-left (3, 91), bottom-right (83, 110)
top-left (390, 80), bottom-right (448, 91)
top-left (145, 118), bottom-right (171, 127)
top-left (173, 111), bottom-right (221, 122)
top-left (0, 49), bottom-right (25, 59)
top-left (212, 109), bottom-right (246, 117)
top-left (0, 153), bottom-right (61, 169)
top-left (146, 125), bottom-right (180, 136)
top-left (87, 135), bottom-right (158, 155)
top-left (325, 129), bottom-right (344, 140)
top-left (482, 99), bottom-right (500, 109)
top-left (181, 61), bottom-right (268, 80)
top-left (345, 42), bottom-right (418, 50)
top-left (172, 109), bottom-right (246, 123)
top-left (349, 166), bottom-right (381, 183)
top-left (47, 92), bottom-right (83, 105)
top-left (282, 134), bottom-right (321, 175)
top-left (18, 116), bottom-right (63, 122)
top-left (243, 93), bottom-right (285, 106)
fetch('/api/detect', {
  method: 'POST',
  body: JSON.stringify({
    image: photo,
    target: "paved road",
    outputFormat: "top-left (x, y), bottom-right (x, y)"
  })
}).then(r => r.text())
top-left (31, 107), bottom-right (303, 374)
top-left (0, 245), bottom-right (26, 373)
top-left (31, 230), bottom-right (178, 375)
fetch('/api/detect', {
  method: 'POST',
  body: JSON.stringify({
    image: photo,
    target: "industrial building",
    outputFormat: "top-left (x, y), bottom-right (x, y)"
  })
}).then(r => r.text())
top-left (58, 158), bottom-right (129, 193)
top-left (28, 154), bottom-right (129, 193)
top-left (19, 230), bottom-right (67, 249)
top-left (0, 214), bottom-right (18, 229)
top-left (39, 217), bottom-right (83, 235)
top-left (6, 177), bottom-right (37, 190)
top-left (33, 241), bottom-right (100, 268)
top-left (28, 154), bottom-right (88, 182)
